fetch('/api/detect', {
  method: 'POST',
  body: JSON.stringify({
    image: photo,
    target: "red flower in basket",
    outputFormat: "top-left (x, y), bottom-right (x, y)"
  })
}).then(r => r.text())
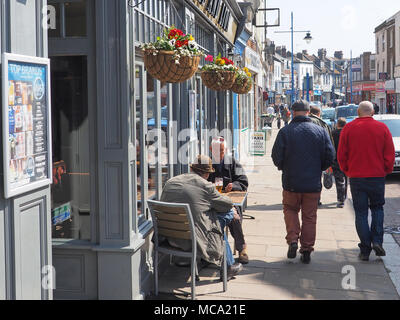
top-left (222, 57), bottom-right (234, 65)
top-left (169, 28), bottom-right (184, 39)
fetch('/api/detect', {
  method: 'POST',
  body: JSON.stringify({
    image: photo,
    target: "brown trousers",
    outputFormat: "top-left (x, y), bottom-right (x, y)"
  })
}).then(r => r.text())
top-left (283, 190), bottom-right (320, 253)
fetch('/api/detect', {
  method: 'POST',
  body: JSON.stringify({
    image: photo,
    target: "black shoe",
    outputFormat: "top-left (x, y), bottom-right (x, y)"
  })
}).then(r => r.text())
top-left (287, 242), bottom-right (298, 259)
top-left (300, 251), bottom-right (311, 264)
top-left (372, 244), bottom-right (386, 257)
top-left (221, 263), bottom-right (243, 281)
top-left (337, 202), bottom-right (344, 208)
top-left (358, 252), bottom-right (370, 261)
top-left (318, 201), bottom-right (322, 207)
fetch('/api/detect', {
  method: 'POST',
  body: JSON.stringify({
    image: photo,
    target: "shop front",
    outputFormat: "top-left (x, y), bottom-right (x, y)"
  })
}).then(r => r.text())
top-left (45, 0), bottom-right (243, 300)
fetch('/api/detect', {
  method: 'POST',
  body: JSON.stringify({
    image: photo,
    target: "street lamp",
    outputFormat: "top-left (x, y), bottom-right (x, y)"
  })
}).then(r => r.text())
top-left (304, 32), bottom-right (313, 44)
top-left (275, 12), bottom-right (313, 106)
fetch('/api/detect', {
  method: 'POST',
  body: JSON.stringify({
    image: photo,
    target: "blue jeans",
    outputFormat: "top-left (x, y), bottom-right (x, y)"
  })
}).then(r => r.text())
top-left (350, 178), bottom-right (386, 255)
top-left (217, 210), bottom-right (235, 267)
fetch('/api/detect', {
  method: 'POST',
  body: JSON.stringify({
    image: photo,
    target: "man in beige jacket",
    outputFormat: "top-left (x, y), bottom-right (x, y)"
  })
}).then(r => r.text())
top-left (160, 155), bottom-right (243, 280)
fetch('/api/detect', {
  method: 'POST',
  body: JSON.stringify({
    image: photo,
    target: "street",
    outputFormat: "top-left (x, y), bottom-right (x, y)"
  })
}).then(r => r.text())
top-left (154, 128), bottom-right (400, 300)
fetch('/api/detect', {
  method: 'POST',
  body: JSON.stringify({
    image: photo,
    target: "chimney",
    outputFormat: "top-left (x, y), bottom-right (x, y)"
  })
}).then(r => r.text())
top-left (302, 50), bottom-right (308, 56)
top-left (334, 51), bottom-right (343, 60)
top-left (282, 46), bottom-right (287, 58)
top-left (296, 53), bottom-right (303, 60)
top-left (276, 46), bottom-right (282, 56)
top-left (318, 48), bottom-right (327, 60)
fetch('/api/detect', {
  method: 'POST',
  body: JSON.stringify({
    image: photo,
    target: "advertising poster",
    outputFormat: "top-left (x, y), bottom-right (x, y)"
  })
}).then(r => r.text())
top-left (249, 131), bottom-right (266, 156)
top-left (2, 53), bottom-right (52, 198)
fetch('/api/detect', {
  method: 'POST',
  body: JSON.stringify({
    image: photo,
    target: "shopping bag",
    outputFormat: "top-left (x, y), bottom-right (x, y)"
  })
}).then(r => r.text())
top-left (323, 167), bottom-right (333, 190)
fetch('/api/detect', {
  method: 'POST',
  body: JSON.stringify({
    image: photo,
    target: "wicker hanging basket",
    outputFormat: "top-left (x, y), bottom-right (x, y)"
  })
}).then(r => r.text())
top-left (231, 77), bottom-right (253, 94)
top-left (200, 70), bottom-right (237, 91)
top-left (144, 50), bottom-right (200, 83)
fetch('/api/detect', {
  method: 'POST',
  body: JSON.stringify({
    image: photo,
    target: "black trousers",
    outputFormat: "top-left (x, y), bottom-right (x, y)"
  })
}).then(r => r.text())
top-left (228, 206), bottom-right (246, 252)
top-left (332, 166), bottom-right (348, 203)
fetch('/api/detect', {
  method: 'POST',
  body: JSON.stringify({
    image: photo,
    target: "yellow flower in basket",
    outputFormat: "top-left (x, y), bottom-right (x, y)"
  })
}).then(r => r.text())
top-left (246, 72), bottom-right (251, 77)
top-left (243, 67), bottom-right (249, 73)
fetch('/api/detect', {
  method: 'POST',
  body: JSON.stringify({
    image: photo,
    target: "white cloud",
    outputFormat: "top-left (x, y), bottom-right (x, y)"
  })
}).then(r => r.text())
top-left (341, 5), bottom-right (358, 31)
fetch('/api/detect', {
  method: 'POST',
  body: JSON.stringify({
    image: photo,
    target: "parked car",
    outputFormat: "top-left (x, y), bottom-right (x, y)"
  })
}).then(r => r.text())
top-left (334, 104), bottom-right (359, 126)
top-left (374, 114), bottom-right (400, 173)
top-left (321, 107), bottom-right (335, 129)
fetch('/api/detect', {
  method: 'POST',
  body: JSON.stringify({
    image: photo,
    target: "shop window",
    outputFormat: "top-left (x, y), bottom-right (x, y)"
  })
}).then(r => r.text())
top-left (50, 56), bottom-right (90, 240)
top-left (48, 0), bottom-right (87, 38)
top-left (65, 1), bottom-right (87, 37)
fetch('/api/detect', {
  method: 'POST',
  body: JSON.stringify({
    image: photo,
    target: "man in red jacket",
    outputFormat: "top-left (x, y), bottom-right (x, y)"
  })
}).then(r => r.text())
top-left (337, 101), bottom-right (395, 261)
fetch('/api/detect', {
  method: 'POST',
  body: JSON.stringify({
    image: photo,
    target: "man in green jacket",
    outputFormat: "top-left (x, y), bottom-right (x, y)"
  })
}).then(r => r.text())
top-left (309, 105), bottom-right (334, 143)
top-left (160, 155), bottom-right (243, 280)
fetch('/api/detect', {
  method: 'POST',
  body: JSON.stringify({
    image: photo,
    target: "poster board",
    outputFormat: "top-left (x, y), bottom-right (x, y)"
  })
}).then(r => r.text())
top-left (2, 53), bottom-right (52, 199)
top-left (249, 131), bottom-right (266, 156)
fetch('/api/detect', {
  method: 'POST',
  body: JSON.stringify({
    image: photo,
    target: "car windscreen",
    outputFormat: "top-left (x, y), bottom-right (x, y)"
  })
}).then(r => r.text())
top-left (337, 106), bottom-right (358, 118)
top-left (379, 120), bottom-right (400, 137)
top-left (322, 109), bottom-right (335, 119)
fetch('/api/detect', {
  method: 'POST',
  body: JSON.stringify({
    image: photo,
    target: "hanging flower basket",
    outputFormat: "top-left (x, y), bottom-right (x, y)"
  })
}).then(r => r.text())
top-left (201, 70), bottom-right (237, 91)
top-left (200, 53), bottom-right (238, 91)
top-left (144, 50), bottom-right (200, 83)
top-left (230, 67), bottom-right (253, 94)
top-left (140, 26), bottom-right (204, 83)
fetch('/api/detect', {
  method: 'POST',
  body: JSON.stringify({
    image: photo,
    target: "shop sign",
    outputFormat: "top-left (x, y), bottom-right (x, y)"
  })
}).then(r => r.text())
top-left (2, 53), bottom-right (52, 199)
top-left (351, 64), bottom-right (361, 72)
top-left (362, 83), bottom-right (376, 91)
top-left (352, 84), bottom-right (362, 92)
top-left (191, 0), bottom-right (237, 44)
top-left (396, 78), bottom-right (400, 94)
top-left (249, 131), bottom-right (266, 156)
top-left (376, 82), bottom-right (385, 93)
top-left (245, 47), bottom-right (262, 73)
top-left (385, 80), bottom-right (395, 91)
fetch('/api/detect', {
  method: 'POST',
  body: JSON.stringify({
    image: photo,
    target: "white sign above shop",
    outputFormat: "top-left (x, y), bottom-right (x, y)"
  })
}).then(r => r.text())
top-left (245, 47), bottom-right (262, 73)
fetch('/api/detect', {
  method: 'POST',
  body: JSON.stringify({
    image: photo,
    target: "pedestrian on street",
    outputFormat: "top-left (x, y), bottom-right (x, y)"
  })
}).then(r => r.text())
top-left (331, 118), bottom-right (348, 208)
top-left (276, 111), bottom-right (282, 129)
top-left (374, 103), bottom-right (380, 115)
top-left (282, 107), bottom-right (291, 126)
top-left (272, 100), bottom-right (335, 264)
top-left (337, 101), bottom-right (395, 261)
top-left (309, 105), bottom-right (334, 206)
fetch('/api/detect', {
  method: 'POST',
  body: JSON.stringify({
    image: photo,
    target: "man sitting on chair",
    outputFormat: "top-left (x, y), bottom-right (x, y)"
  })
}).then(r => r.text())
top-left (160, 155), bottom-right (243, 280)
top-left (208, 137), bottom-right (250, 264)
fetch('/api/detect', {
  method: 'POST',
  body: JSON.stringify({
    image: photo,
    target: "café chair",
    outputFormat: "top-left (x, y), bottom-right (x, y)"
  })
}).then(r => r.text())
top-left (147, 200), bottom-right (228, 300)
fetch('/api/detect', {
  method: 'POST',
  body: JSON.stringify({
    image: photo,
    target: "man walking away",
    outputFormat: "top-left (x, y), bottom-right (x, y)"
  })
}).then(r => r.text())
top-left (338, 101), bottom-right (395, 261)
top-left (309, 105), bottom-right (334, 144)
top-left (272, 100), bottom-right (335, 264)
top-left (332, 118), bottom-right (348, 208)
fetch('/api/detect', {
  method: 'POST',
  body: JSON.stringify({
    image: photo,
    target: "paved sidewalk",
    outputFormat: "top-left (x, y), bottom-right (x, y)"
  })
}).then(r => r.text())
top-left (155, 128), bottom-right (400, 300)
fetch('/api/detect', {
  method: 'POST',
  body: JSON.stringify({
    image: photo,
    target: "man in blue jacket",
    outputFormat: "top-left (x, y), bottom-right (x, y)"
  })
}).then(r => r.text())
top-left (272, 100), bottom-right (335, 264)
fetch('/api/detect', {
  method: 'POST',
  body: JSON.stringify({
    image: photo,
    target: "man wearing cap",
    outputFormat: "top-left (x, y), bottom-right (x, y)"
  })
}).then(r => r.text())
top-left (160, 155), bottom-right (243, 280)
top-left (272, 100), bottom-right (335, 264)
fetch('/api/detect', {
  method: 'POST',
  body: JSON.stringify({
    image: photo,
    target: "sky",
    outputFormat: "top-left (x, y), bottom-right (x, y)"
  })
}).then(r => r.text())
top-left (265, 0), bottom-right (400, 59)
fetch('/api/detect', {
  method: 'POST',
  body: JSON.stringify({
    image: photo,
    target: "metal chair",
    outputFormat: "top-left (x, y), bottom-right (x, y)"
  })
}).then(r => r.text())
top-left (148, 200), bottom-right (228, 300)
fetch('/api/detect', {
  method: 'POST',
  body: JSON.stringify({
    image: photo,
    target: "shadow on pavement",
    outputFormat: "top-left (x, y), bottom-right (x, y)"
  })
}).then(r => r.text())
top-left (246, 204), bottom-right (283, 211)
top-left (146, 246), bottom-right (399, 300)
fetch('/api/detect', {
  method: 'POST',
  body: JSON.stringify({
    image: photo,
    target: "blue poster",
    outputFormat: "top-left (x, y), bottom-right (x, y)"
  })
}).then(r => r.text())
top-left (6, 59), bottom-right (49, 189)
